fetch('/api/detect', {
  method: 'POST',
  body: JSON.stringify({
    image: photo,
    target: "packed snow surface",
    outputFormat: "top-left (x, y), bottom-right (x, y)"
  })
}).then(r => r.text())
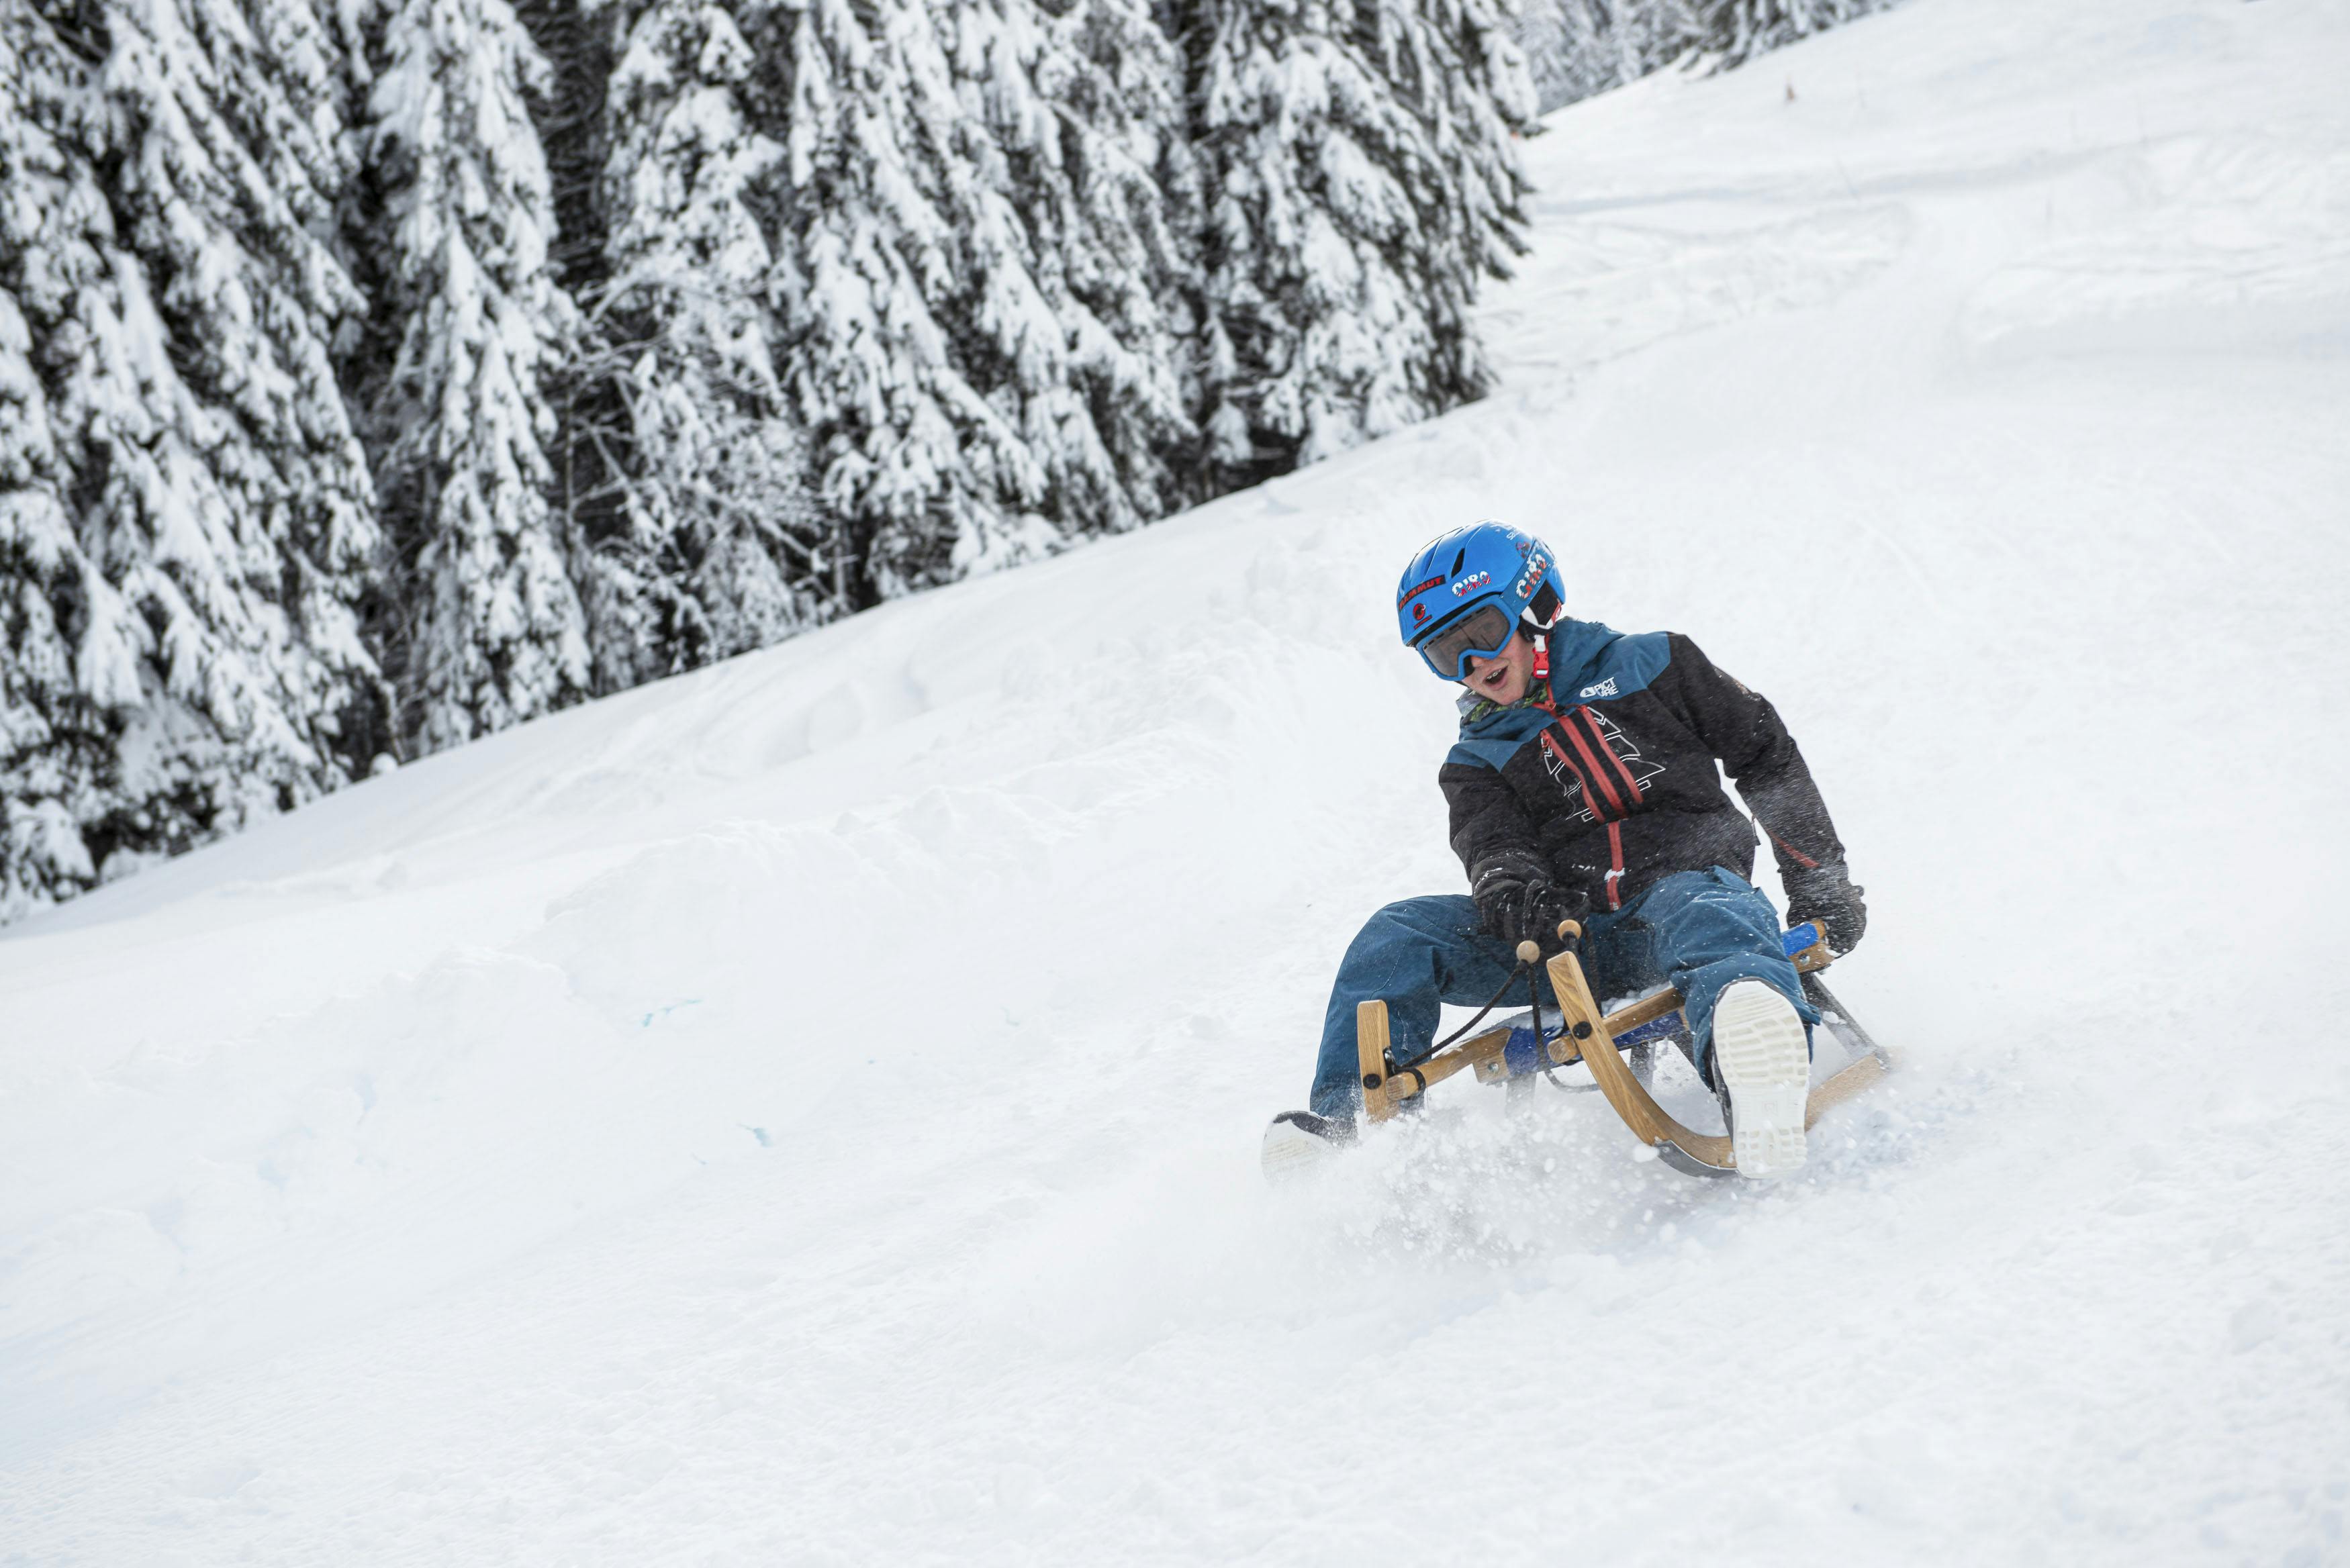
top-left (6, 0), bottom-right (2349, 1561)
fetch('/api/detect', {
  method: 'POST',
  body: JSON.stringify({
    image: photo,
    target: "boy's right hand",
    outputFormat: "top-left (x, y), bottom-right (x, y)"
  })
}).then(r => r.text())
top-left (1474, 864), bottom-right (1589, 954)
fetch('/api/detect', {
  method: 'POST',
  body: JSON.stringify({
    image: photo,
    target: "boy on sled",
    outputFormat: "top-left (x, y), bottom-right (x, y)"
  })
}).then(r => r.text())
top-left (1266, 520), bottom-right (1867, 1180)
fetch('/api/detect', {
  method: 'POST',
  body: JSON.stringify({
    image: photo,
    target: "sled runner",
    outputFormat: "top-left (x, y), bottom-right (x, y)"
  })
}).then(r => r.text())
top-left (1354, 920), bottom-right (1891, 1177)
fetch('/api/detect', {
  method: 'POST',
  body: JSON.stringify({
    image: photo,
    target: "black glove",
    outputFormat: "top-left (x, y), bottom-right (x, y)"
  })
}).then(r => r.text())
top-left (1472, 861), bottom-right (1590, 954)
top-left (1783, 862), bottom-right (1867, 954)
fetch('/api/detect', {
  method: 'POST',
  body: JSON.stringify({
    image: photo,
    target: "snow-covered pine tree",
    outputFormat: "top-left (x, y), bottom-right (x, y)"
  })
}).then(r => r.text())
top-left (1516, 0), bottom-right (1891, 111)
top-left (1178, 0), bottom-right (1534, 486)
top-left (1517, 0), bottom-right (1608, 113)
top-left (1515, 0), bottom-right (1688, 112)
top-left (352, 0), bottom-right (592, 750)
top-left (1, 0), bottom-right (385, 918)
top-left (569, 0), bottom-right (839, 688)
top-left (1360, 0), bottom-right (1539, 345)
top-left (937, 0), bottom-right (1201, 535)
top-left (1681, 0), bottom-right (1880, 68)
top-left (0, 3), bottom-right (101, 918)
top-left (759, 0), bottom-right (1044, 602)
top-left (761, 0), bottom-right (1201, 602)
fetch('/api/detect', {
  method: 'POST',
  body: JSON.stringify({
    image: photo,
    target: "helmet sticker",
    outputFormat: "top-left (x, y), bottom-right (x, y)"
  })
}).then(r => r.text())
top-left (1396, 575), bottom-right (1444, 607)
top-left (1513, 553), bottom-right (1549, 598)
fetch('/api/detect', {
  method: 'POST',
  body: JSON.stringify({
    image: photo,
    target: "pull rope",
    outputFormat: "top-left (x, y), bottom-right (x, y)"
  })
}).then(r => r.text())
top-left (1425, 957), bottom-right (1537, 1056)
top-left (1409, 927), bottom-right (1591, 1089)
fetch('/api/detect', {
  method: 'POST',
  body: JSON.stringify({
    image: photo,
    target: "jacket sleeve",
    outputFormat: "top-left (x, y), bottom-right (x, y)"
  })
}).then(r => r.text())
top-left (1440, 758), bottom-right (1554, 901)
top-left (1656, 633), bottom-right (1847, 877)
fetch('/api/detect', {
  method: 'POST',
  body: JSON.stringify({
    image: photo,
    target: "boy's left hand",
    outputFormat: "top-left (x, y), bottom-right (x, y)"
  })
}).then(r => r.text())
top-left (1785, 863), bottom-right (1867, 954)
top-left (1523, 883), bottom-right (1591, 952)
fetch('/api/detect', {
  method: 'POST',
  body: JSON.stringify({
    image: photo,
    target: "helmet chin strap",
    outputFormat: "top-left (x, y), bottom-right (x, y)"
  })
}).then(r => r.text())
top-left (1524, 583), bottom-right (1564, 688)
top-left (1527, 629), bottom-right (1558, 717)
top-left (1527, 603), bottom-right (1561, 686)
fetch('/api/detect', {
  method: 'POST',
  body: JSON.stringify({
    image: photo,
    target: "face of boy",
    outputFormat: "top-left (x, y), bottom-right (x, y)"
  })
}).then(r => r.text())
top-left (1463, 632), bottom-right (1535, 705)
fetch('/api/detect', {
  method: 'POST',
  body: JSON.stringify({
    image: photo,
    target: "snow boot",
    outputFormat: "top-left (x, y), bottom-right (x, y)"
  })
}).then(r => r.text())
top-left (1710, 980), bottom-right (1811, 1179)
top-left (1260, 1110), bottom-right (1354, 1179)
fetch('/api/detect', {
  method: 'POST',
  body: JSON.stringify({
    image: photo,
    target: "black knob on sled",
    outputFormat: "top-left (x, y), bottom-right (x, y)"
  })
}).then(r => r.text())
top-left (1362, 1072), bottom-right (1382, 1090)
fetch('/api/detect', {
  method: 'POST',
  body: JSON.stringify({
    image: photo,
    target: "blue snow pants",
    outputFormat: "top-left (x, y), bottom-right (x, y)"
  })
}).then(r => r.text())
top-left (1308, 867), bottom-right (1820, 1119)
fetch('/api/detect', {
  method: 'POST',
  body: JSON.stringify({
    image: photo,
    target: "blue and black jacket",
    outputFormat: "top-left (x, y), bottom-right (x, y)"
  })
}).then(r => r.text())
top-left (1442, 620), bottom-right (1845, 916)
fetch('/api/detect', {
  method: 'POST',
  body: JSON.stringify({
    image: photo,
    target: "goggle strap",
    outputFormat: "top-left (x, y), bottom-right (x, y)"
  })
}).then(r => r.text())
top-left (1527, 581), bottom-right (1562, 628)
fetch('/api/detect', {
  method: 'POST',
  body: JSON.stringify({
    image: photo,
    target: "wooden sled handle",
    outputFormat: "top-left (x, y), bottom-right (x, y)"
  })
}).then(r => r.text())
top-left (1515, 917), bottom-right (1584, 965)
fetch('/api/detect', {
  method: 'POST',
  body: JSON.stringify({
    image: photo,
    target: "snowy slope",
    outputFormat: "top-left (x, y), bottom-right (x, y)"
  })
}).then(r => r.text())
top-left (5, 0), bottom-right (2349, 1561)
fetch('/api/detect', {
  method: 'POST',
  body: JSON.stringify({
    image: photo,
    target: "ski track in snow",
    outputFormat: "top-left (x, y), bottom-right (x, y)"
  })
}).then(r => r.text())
top-left (5, 1), bottom-right (2350, 1562)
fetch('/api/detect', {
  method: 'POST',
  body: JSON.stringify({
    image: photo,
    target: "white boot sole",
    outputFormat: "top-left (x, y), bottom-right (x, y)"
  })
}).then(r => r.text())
top-left (1712, 981), bottom-right (1811, 1179)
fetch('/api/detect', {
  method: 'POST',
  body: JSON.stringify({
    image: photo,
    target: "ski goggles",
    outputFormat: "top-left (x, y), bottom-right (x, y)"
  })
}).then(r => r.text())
top-left (1412, 598), bottom-right (1517, 681)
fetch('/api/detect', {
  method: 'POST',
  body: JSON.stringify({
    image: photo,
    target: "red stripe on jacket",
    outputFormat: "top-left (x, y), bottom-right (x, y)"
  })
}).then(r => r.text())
top-left (1560, 716), bottom-right (1628, 818)
top-left (1579, 706), bottom-right (1645, 805)
top-left (1540, 730), bottom-right (1597, 816)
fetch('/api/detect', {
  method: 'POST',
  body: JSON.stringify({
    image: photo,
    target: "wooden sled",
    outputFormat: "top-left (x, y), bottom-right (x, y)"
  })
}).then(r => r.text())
top-left (1353, 920), bottom-right (1891, 1177)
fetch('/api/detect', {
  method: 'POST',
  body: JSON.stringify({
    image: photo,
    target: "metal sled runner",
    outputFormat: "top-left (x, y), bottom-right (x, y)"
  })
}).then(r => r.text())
top-left (1353, 920), bottom-right (1891, 1177)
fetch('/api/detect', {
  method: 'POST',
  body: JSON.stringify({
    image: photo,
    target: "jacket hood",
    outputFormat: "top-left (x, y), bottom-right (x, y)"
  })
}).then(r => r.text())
top-left (1541, 618), bottom-right (1622, 695)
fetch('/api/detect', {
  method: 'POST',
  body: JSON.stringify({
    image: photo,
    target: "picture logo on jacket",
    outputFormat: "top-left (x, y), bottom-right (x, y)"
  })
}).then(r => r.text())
top-left (1578, 676), bottom-right (1617, 699)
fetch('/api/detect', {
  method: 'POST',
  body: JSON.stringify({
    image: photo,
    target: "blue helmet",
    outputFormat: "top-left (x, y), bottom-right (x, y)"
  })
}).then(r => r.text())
top-left (1395, 520), bottom-right (1564, 680)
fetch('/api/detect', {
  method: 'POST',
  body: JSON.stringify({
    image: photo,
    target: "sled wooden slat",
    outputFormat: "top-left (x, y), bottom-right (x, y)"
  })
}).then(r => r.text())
top-left (1595, 987), bottom-right (1686, 1038)
top-left (1468, 1028), bottom-right (1518, 1084)
top-left (1454, 1026), bottom-right (1526, 1085)
top-left (1392, 1046), bottom-right (1478, 1101)
top-left (1543, 950), bottom-right (1736, 1171)
top-left (1356, 1001), bottom-right (1395, 1123)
